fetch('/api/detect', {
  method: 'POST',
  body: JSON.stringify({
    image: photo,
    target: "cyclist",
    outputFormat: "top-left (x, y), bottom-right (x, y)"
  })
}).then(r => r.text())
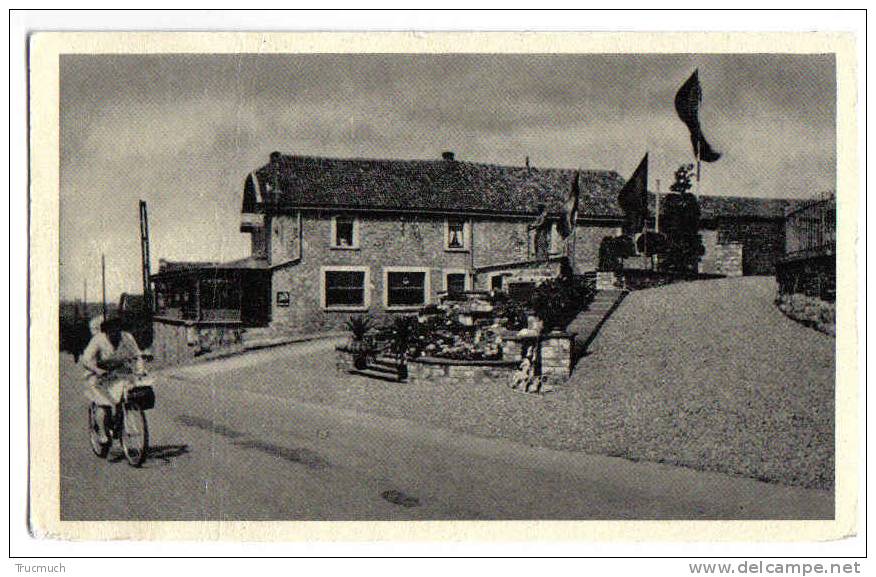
top-left (81, 317), bottom-right (143, 443)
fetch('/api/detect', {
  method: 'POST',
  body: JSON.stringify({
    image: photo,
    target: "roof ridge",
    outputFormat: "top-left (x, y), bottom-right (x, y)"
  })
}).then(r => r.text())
top-left (266, 153), bottom-right (620, 176)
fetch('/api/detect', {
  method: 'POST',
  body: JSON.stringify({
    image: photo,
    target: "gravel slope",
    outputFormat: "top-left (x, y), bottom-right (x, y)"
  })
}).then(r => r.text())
top-left (169, 276), bottom-right (834, 490)
top-left (561, 276), bottom-right (835, 490)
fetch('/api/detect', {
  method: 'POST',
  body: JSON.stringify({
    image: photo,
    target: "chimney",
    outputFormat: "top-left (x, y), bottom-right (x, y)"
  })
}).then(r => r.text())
top-left (442, 151), bottom-right (455, 162)
top-left (270, 151), bottom-right (282, 163)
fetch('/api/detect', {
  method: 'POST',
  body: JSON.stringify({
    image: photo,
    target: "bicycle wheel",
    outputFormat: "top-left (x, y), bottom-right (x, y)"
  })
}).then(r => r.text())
top-left (88, 403), bottom-right (110, 458)
top-left (120, 406), bottom-right (149, 467)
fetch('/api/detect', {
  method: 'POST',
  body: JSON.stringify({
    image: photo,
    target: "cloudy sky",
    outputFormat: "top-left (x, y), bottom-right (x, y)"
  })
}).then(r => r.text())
top-left (60, 53), bottom-right (835, 302)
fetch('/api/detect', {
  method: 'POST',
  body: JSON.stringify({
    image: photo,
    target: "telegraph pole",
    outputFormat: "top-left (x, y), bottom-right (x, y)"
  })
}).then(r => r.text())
top-left (139, 200), bottom-right (153, 310)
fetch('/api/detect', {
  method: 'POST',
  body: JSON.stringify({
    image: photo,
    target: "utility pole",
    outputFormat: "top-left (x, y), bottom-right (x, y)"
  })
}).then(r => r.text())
top-left (139, 200), bottom-right (153, 310)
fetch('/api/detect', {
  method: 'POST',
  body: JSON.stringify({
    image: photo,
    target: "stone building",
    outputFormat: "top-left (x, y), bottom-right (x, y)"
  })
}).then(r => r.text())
top-left (696, 195), bottom-right (802, 276)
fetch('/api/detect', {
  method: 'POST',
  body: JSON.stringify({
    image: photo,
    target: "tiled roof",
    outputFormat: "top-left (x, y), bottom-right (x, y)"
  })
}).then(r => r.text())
top-left (247, 153), bottom-right (809, 221)
top-left (249, 154), bottom-right (626, 218)
top-left (644, 193), bottom-right (808, 220)
top-left (697, 195), bottom-right (809, 220)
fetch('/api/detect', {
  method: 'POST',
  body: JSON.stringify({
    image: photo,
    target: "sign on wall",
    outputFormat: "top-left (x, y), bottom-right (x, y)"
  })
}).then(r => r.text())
top-left (276, 291), bottom-right (290, 307)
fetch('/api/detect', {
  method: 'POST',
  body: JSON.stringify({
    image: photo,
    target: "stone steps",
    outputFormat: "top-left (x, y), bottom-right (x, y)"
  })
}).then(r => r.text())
top-left (568, 290), bottom-right (629, 357)
top-left (350, 368), bottom-right (405, 382)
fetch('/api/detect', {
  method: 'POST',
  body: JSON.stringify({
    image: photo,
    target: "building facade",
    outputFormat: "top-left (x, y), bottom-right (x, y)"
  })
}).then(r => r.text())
top-left (241, 152), bottom-right (624, 333)
top-left (154, 151), bottom-right (811, 338)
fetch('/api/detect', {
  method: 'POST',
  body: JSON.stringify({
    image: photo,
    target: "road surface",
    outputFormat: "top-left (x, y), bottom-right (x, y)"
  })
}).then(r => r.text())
top-left (59, 338), bottom-right (832, 520)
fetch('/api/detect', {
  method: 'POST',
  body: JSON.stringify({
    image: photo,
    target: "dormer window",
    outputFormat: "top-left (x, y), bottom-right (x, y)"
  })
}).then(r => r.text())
top-left (445, 218), bottom-right (469, 251)
top-left (331, 215), bottom-right (359, 249)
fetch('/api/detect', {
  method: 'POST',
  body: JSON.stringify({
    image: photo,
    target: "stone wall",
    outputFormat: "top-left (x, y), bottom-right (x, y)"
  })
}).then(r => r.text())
top-left (698, 229), bottom-right (719, 274)
top-left (697, 218), bottom-right (784, 276)
top-left (152, 319), bottom-right (243, 365)
top-left (270, 212), bottom-right (477, 334)
top-left (716, 217), bottom-right (785, 275)
top-left (596, 271), bottom-right (620, 290)
top-left (573, 222), bottom-right (623, 273)
top-left (539, 332), bottom-right (574, 383)
top-left (267, 211), bottom-right (621, 335)
top-left (407, 358), bottom-right (519, 388)
top-left (336, 330), bottom-right (575, 393)
top-left (714, 242), bottom-right (744, 277)
top-left (267, 213), bottom-right (301, 265)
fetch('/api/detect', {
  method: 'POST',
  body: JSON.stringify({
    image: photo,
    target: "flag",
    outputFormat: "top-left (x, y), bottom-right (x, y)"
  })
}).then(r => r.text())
top-left (562, 171), bottom-right (580, 239)
top-left (618, 154), bottom-right (649, 235)
top-left (562, 171), bottom-right (580, 268)
top-left (675, 70), bottom-right (721, 163)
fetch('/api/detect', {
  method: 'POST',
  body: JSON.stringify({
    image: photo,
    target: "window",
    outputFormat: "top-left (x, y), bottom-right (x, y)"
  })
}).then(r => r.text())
top-left (201, 278), bottom-right (240, 311)
top-left (445, 271), bottom-right (468, 296)
top-left (445, 218), bottom-right (469, 251)
top-left (508, 282), bottom-right (536, 302)
top-left (490, 274), bottom-right (505, 292)
top-left (331, 215), bottom-right (359, 249)
top-left (384, 268), bottom-right (430, 309)
top-left (322, 266), bottom-right (370, 310)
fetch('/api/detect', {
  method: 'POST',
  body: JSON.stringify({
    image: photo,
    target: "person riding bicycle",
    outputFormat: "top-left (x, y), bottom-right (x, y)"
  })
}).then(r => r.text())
top-left (81, 316), bottom-right (143, 443)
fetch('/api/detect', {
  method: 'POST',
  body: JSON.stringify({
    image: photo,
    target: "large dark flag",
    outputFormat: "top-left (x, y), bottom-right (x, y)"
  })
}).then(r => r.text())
top-left (618, 154), bottom-right (649, 235)
top-left (675, 70), bottom-right (721, 163)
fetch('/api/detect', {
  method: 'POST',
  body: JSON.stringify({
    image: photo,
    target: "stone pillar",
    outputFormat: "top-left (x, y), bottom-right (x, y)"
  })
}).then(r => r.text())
top-left (596, 271), bottom-right (619, 291)
top-left (539, 331), bottom-right (574, 382)
top-left (502, 338), bottom-right (522, 362)
top-left (716, 242), bottom-right (744, 277)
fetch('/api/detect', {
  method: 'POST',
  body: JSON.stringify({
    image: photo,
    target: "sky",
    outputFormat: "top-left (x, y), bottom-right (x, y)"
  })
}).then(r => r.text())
top-left (60, 53), bottom-right (836, 302)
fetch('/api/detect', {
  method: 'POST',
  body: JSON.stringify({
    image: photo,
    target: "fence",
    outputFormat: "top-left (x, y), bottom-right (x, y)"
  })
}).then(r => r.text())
top-left (776, 197), bottom-right (836, 302)
top-left (784, 198), bottom-right (836, 259)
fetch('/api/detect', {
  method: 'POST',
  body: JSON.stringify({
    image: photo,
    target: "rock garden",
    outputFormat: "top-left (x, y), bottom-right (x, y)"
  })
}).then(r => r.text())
top-left (336, 276), bottom-right (595, 393)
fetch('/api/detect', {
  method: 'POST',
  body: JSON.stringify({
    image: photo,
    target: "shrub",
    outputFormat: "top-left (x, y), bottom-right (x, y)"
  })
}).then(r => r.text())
top-left (530, 276), bottom-right (595, 331)
top-left (657, 165), bottom-right (705, 273)
top-left (598, 235), bottom-right (637, 272)
top-left (635, 230), bottom-right (668, 257)
top-left (494, 299), bottom-right (528, 331)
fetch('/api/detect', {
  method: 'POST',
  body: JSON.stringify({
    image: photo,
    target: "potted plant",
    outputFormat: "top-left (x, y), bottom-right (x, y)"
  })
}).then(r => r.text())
top-left (345, 314), bottom-right (373, 370)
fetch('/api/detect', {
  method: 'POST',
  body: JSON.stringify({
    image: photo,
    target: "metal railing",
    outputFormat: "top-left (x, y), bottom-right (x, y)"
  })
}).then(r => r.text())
top-left (784, 198), bottom-right (836, 259)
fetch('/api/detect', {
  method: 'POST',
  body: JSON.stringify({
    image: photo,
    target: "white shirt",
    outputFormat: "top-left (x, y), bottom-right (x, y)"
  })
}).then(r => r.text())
top-left (81, 332), bottom-right (141, 372)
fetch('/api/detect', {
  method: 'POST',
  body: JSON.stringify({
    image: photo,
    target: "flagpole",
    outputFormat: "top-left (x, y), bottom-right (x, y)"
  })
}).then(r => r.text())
top-left (655, 178), bottom-right (661, 232)
top-left (653, 178), bottom-right (661, 271)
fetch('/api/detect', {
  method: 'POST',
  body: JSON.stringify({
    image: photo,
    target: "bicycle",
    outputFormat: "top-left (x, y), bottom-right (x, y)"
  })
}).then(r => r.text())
top-left (88, 368), bottom-right (155, 467)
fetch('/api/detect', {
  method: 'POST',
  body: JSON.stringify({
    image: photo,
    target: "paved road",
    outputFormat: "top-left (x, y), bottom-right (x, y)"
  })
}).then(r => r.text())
top-left (59, 338), bottom-right (831, 521)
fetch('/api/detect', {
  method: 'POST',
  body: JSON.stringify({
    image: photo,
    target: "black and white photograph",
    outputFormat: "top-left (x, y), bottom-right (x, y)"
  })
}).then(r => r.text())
top-left (21, 26), bottom-right (859, 549)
